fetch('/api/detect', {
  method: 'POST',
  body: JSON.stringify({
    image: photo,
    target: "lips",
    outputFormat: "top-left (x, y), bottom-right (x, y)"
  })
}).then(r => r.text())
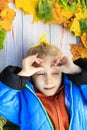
top-left (44, 87), bottom-right (54, 90)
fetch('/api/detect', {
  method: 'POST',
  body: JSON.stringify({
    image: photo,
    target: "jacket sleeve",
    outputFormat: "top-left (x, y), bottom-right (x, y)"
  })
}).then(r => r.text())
top-left (0, 66), bottom-right (30, 125)
top-left (67, 58), bottom-right (87, 87)
top-left (0, 65), bottom-right (30, 90)
top-left (0, 81), bottom-right (21, 125)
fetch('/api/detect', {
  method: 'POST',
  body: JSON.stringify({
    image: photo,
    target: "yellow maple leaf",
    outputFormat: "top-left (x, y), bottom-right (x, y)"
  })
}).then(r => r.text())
top-left (0, 0), bottom-right (8, 11)
top-left (0, 0), bottom-right (14, 11)
top-left (0, 20), bottom-right (12, 31)
top-left (70, 18), bottom-right (81, 36)
top-left (81, 33), bottom-right (87, 48)
top-left (49, 3), bottom-right (66, 24)
top-left (63, 17), bottom-right (74, 29)
top-left (70, 7), bottom-right (87, 36)
top-left (7, 0), bottom-right (14, 2)
top-left (15, 0), bottom-right (40, 22)
top-left (31, 33), bottom-right (49, 48)
top-left (0, 8), bottom-right (15, 20)
top-left (0, 8), bottom-right (15, 31)
top-left (48, 2), bottom-right (74, 24)
top-left (75, 8), bottom-right (87, 19)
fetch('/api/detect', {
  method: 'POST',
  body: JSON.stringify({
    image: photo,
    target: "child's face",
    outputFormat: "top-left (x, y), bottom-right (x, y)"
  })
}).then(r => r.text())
top-left (32, 56), bottom-right (62, 96)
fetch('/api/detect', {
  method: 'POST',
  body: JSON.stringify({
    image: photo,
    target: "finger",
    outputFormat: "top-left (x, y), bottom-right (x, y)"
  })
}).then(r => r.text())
top-left (59, 58), bottom-right (66, 65)
top-left (34, 67), bottom-right (44, 73)
top-left (52, 58), bottom-right (66, 66)
top-left (24, 54), bottom-right (42, 65)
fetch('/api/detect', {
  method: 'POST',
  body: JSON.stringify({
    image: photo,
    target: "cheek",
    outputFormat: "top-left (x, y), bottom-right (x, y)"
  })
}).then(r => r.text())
top-left (54, 73), bottom-right (62, 83)
top-left (32, 76), bottom-right (44, 85)
top-left (36, 75), bottom-right (45, 81)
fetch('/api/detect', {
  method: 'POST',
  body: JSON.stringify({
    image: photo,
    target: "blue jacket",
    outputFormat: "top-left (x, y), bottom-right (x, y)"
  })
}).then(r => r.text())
top-left (0, 75), bottom-right (87, 130)
top-left (64, 75), bottom-right (87, 130)
top-left (0, 58), bottom-right (87, 130)
top-left (0, 80), bottom-right (54, 130)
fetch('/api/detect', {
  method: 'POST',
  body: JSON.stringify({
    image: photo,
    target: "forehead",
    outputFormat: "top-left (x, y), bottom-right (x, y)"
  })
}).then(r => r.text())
top-left (41, 56), bottom-right (58, 66)
top-left (43, 55), bottom-right (55, 61)
top-left (35, 56), bottom-right (61, 74)
top-left (37, 57), bottom-right (61, 74)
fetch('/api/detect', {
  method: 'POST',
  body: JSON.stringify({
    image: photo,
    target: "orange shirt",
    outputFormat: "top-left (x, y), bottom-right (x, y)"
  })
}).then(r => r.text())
top-left (35, 86), bottom-right (69, 130)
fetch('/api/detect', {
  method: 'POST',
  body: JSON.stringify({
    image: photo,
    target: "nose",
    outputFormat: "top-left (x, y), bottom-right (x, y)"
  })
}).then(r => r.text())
top-left (45, 75), bottom-right (53, 84)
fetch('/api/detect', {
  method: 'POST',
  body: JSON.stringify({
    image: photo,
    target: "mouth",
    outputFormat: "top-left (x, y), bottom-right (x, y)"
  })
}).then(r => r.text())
top-left (44, 87), bottom-right (54, 90)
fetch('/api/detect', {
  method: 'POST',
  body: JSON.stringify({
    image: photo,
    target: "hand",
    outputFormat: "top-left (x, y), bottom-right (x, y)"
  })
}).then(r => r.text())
top-left (17, 54), bottom-right (44, 77)
top-left (52, 55), bottom-right (82, 74)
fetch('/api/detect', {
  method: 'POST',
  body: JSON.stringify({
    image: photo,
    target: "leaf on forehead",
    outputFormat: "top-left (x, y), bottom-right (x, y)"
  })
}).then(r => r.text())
top-left (0, 30), bottom-right (6, 49)
top-left (0, 8), bottom-right (15, 31)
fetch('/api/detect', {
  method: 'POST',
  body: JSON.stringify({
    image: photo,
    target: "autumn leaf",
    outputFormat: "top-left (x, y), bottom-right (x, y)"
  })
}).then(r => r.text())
top-left (0, 0), bottom-right (8, 11)
top-left (70, 44), bottom-right (81, 60)
top-left (15, 0), bottom-right (40, 22)
top-left (0, 30), bottom-right (6, 49)
top-left (59, 0), bottom-right (80, 11)
top-left (49, 2), bottom-right (67, 24)
top-left (70, 44), bottom-right (87, 60)
top-left (70, 18), bottom-right (81, 36)
top-left (7, 0), bottom-right (15, 2)
top-left (81, 33), bottom-right (87, 48)
top-left (0, 8), bottom-right (15, 31)
top-left (48, 2), bottom-right (74, 24)
top-left (70, 8), bottom-right (87, 36)
top-left (37, 0), bottom-right (52, 22)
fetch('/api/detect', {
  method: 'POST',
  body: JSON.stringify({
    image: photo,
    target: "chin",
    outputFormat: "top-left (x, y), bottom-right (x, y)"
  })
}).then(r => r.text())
top-left (44, 92), bottom-right (56, 96)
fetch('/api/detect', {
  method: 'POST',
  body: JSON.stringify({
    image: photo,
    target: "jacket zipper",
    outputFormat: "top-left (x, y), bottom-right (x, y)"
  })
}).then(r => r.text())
top-left (69, 81), bottom-right (73, 130)
top-left (53, 101), bottom-right (60, 130)
top-left (25, 84), bottom-right (54, 130)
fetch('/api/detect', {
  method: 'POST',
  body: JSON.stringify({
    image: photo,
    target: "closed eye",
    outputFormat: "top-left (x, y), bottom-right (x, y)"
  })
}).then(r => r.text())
top-left (37, 73), bottom-right (45, 75)
top-left (52, 73), bottom-right (59, 75)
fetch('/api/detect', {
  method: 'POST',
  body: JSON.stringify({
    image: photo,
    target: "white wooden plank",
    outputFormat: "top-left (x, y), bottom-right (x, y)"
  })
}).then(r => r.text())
top-left (0, 4), bottom-right (23, 71)
top-left (0, 7), bottom-right (79, 71)
top-left (0, 38), bottom-right (7, 72)
top-left (22, 14), bottom-right (50, 57)
top-left (11, 10), bottom-right (23, 67)
top-left (50, 24), bottom-right (76, 56)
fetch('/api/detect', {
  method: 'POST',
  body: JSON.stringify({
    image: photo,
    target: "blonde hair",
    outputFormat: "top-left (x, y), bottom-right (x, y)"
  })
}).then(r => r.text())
top-left (28, 42), bottom-right (62, 58)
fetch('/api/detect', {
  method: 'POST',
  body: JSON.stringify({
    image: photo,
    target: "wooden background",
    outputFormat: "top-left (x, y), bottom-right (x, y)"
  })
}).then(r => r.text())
top-left (0, 3), bottom-right (79, 72)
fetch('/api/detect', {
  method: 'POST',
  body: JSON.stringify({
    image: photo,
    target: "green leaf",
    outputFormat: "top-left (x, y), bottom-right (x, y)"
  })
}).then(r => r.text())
top-left (80, 0), bottom-right (87, 8)
top-left (37, 0), bottom-right (52, 22)
top-left (59, 0), bottom-right (80, 11)
top-left (0, 30), bottom-right (6, 49)
top-left (79, 18), bottom-right (87, 33)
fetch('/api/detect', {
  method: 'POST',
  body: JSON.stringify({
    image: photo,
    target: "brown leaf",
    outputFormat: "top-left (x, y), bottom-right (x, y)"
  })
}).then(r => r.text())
top-left (81, 33), bottom-right (87, 48)
top-left (70, 44), bottom-right (87, 60)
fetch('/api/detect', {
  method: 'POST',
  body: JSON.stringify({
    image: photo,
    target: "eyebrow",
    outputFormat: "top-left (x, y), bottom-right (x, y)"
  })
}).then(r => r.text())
top-left (36, 71), bottom-right (45, 74)
top-left (51, 66), bottom-right (60, 71)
